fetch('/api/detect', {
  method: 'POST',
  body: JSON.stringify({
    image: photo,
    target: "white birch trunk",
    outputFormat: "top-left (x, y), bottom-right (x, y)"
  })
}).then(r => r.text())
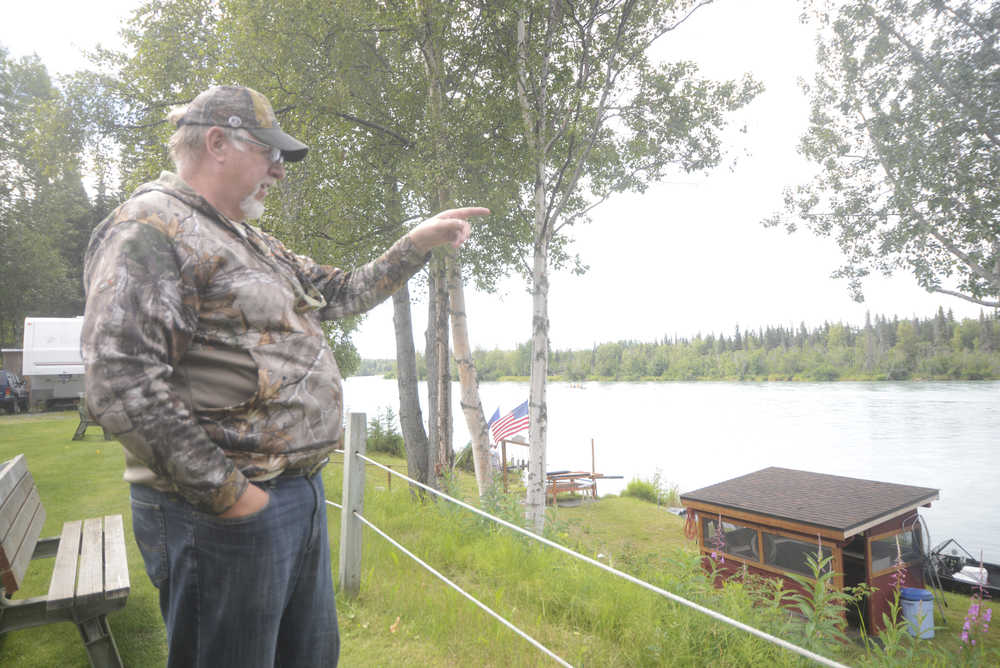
top-left (525, 179), bottom-right (550, 532)
top-left (425, 262), bottom-right (440, 477)
top-left (517, 6), bottom-right (556, 533)
top-left (393, 284), bottom-right (432, 491)
top-left (434, 252), bottom-right (452, 474)
top-left (447, 254), bottom-right (493, 496)
top-left (418, 3), bottom-right (454, 478)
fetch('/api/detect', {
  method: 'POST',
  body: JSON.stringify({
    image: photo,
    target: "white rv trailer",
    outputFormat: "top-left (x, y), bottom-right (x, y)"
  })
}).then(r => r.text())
top-left (22, 316), bottom-right (85, 409)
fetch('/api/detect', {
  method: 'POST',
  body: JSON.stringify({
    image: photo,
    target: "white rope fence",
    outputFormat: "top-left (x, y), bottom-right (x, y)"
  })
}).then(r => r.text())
top-left (329, 444), bottom-right (851, 668)
top-left (351, 507), bottom-right (573, 667)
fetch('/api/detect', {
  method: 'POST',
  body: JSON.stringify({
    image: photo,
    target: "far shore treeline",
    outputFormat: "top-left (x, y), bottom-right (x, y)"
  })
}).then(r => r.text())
top-left (358, 308), bottom-right (1000, 382)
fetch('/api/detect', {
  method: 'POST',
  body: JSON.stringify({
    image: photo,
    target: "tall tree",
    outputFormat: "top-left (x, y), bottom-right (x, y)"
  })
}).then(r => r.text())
top-left (498, 0), bottom-right (761, 530)
top-left (410, 0), bottom-right (530, 495)
top-left (92, 0), bottom-right (531, 491)
top-left (0, 47), bottom-right (93, 346)
top-left (768, 0), bottom-right (1000, 307)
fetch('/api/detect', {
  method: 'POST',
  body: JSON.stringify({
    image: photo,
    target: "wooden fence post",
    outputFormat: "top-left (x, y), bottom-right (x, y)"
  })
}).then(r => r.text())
top-left (339, 412), bottom-right (366, 598)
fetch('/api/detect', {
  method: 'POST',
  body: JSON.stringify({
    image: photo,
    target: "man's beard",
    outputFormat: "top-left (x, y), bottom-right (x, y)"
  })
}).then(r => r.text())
top-left (239, 184), bottom-right (267, 221)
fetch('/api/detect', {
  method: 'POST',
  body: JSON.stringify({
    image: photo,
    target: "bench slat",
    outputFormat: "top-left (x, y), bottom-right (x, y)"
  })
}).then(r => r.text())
top-left (75, 517), bottom-right (105, 604)
top-left (103, 515), bottom-right (130, 599)
top-left (0, 472), bottom-right (33, 542)
top-left (0, 454), bottom-right (28, 503)
top-left (0, 489), bottom-right (45, 594)
top-left (0, 454), bottom-right (38, 595)
top-left (47, 519), bottom-right (82, 610)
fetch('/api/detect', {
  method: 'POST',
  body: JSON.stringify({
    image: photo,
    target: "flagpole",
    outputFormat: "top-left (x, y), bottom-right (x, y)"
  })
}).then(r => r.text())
top-left (502, 439), bottom-right (508, 493)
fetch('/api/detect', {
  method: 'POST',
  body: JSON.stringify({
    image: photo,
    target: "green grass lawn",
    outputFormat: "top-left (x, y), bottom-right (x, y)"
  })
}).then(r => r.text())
top-left (2, 412), bottom-right (998, 666)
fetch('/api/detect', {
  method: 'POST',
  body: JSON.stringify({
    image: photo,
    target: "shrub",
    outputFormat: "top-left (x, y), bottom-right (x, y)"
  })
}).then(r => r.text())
top-left (366, 406), bottom-right (404, 456)
top-left (621, 469), bottom-right (679, 506)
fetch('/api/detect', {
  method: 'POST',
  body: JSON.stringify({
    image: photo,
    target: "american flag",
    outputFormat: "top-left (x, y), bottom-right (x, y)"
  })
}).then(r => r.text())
top-left (489, 401), bottom-right (529, 443)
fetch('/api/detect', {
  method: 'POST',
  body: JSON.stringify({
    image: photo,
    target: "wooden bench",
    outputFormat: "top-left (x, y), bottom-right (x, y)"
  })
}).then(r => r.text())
top-left (73, 398), bottom-right (112, 441)
top-left (0, 454), bottom-right (130, 667)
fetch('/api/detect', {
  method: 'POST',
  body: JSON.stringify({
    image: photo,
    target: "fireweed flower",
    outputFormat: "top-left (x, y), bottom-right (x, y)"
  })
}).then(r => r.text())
top-left (709, 516), bottom-right (726, 566)
top-left (961, 552), bottom-right (993, 648)
top-left (888, 536), bottom-right (906, 591)
top-left (961, 595), bottom-right (993, 646)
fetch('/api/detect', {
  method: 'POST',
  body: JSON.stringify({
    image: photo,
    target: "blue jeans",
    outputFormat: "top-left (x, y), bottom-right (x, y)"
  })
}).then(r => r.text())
top-left (130, 473), bottom-right (339, 667)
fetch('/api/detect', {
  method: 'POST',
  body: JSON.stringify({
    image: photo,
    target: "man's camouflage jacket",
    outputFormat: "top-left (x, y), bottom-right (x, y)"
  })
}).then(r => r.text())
top-left (82, 172), bottom-right (428, 514)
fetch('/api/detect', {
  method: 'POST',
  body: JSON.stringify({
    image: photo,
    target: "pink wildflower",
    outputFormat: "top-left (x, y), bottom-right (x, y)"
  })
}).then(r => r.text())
top-left (888, 535), bottom-right (906, 591)
top-left (961, 594), bottom-right (993, 647)
top-left (961, 550), bottom-right (993, 648)
top-left (708, 515), bottom-right (726, 566)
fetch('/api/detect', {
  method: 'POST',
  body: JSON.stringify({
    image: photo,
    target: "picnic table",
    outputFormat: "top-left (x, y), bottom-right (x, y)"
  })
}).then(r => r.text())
top-left (546, 471), bottom-right (596, 505)
top-left (499, 438), bottom-right (622, 503)
top-left (73, 395), bottom-right (112, 441)
top-left (545, 471), bottom-right (622, 506)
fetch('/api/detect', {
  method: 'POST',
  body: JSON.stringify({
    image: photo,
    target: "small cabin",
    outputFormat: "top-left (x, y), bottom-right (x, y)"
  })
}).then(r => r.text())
top-left (680, 467), bottom-right (939, 634)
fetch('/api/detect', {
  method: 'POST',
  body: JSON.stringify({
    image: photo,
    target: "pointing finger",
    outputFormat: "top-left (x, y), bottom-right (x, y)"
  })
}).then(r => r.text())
top-left (438, 207), bottom-right (490, 220)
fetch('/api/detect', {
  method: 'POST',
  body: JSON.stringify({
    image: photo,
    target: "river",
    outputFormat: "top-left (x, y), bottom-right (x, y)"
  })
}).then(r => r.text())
top-left (343, 377), bottom-right (1000, 563)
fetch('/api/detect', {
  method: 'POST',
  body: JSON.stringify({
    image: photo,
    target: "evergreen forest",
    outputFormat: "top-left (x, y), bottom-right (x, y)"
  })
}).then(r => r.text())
top-left (359, 308), bottom-right (1000, 382)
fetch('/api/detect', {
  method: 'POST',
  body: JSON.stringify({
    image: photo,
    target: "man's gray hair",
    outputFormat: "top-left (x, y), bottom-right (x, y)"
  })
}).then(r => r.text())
top-left (166, 105), bottom-right (247, 170)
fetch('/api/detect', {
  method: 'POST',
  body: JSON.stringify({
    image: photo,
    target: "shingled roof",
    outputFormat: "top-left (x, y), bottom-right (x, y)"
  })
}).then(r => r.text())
top-left (680, 467), bottom-right (939, 538)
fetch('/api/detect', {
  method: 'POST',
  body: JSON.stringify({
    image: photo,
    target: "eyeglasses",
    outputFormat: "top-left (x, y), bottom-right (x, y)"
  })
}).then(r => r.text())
top-left (234, 135), bottom-right (284, 165)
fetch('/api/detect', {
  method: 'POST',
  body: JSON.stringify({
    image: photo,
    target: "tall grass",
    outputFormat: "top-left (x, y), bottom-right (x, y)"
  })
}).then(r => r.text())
top-left (335, 476), bottom-right (801, 667)
top-left (2, 412), bottom-right (997, 666)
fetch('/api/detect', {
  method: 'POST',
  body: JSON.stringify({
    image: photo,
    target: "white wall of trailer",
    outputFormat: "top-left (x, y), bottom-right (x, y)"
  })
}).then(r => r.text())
top-left (22, 317), bottom-right (85, 406)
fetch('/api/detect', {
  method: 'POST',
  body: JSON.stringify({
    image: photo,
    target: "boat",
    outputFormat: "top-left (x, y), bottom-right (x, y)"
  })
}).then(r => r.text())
top-left (928, 538), bottom-right (1000, 597)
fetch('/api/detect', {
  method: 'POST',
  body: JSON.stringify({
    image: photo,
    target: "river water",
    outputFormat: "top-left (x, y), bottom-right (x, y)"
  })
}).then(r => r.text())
top-left (343, 377), bottom-right (1000, 563)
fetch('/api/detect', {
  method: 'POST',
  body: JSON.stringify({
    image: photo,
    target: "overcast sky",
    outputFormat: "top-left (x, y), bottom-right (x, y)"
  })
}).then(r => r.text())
top-left (3, 2), bottom-right (988, 359)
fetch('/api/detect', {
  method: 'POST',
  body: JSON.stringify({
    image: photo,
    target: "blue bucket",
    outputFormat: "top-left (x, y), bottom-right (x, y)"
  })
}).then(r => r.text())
top-left (900, 587), bottom-right (934, 639)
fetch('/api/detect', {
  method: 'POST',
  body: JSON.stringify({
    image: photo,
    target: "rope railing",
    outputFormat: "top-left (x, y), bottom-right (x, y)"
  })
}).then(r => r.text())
top-left (351, 508), bottom-right (573, 667)
top-left (330, 418), bottom-right (850, 668)
top-left (354, 453), bottom-right (850, 668)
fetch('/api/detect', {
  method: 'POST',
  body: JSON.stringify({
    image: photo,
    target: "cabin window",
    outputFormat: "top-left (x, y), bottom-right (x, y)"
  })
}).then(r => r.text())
top-left (870, 528), bottom-right (923, 574)
top-left (762, 533), bottom-right (832, 577)
top-left (702, 518), bottom-right (760, 562)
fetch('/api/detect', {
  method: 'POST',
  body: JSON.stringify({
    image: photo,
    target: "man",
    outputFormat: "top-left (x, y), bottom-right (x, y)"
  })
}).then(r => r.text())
top-left (81, 85), bottom-right (487, 667)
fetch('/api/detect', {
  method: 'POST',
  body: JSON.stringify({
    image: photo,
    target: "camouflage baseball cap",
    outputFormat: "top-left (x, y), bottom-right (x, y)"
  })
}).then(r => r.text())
top-left (177, 85), bottom-right (308, 162)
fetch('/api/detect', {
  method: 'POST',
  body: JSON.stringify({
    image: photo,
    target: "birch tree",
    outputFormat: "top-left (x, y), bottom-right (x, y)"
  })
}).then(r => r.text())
top-left (410, 0), bottom-right (532, 495)
top-left (769, 0), bottom-right (1000, 307)
top-left (498, 0), bottom-right (762, 530)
